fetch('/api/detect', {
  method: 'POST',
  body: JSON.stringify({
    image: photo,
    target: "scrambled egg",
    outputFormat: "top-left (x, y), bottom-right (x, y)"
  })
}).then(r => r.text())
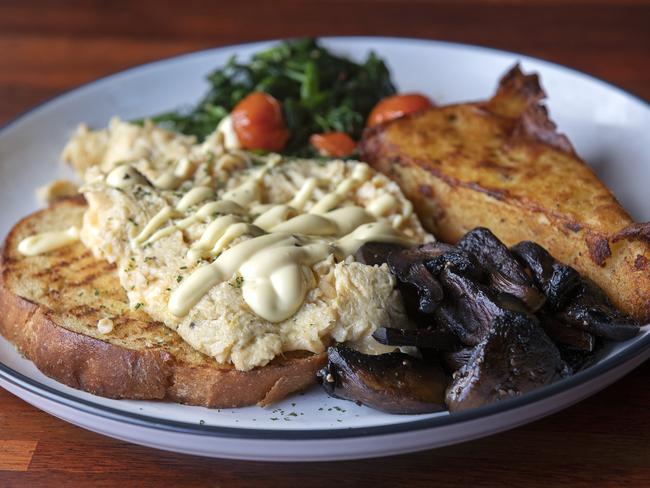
top-left (64, 119), bottom-right (433, 371)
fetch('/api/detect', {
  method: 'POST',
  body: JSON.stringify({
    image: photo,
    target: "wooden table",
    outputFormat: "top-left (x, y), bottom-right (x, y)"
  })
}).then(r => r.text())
top-left (1, 1), bottom-right (649, 486)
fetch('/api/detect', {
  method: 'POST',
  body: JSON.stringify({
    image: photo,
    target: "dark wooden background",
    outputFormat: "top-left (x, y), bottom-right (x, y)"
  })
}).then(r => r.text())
top-left (1, 0), bottom-right (649, 486)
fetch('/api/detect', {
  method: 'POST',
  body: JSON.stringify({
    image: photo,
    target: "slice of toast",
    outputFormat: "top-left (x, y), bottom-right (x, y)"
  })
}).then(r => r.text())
top-left (360, 65), bottom-right (650, 322)
top-left (0, 197), bottom-right (325, 407)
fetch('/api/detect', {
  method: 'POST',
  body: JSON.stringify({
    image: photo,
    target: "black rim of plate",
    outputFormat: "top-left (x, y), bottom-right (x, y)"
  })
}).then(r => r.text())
top-left (0, 36), bottom-right (649, 441)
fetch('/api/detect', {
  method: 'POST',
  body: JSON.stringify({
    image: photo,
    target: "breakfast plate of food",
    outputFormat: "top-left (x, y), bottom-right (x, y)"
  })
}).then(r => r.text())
top-left (0, 37), bottom-right (649, 461)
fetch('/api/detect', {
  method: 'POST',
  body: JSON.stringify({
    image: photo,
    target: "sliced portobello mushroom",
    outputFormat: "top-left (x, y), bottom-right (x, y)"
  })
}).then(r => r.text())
top-left (539, 315), bottom-right (595, 352)
top-left (511, 241), bottom-right (581, 311)
top-left (387, 243), bottom-right (450, 313)
top-left (317, 346), bottom-right (449, 414)
top-left (425, 247), bottom-right (486, 282)
top-left (372, 324), bottom-right (460, 351)
top-left (456, 228), bottom-right (518, 274)
top-left (395, 282), bottom-right (429, 321)
top-left (557, 280), bottom-right (639, 341)
top-left (445, 312), bottom-right (569, 412)
top-left (436, 267), bottom-right (531, 346)
top-left (488, 269), bottom-right (546, 313)
top-left (443, 348), bottom-right (474, 372)
top-left (354, 241), bottom-right (406, 266)
top-left (457, 228), bottom-right (545, 311)
top-left (557, 344), bottom-right (600, 373)
top-left (432, 301), bottom-right (476, 345)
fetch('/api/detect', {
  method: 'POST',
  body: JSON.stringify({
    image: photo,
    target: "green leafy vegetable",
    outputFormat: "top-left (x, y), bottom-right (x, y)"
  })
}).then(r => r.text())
top-left (143, 38), bottom-right (396, 156)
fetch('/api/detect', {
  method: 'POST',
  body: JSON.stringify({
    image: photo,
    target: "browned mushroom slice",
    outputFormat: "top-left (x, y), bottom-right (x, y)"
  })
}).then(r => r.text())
top-left (457, 228), bottom-right (517, 274)
top-left (317, 346), bottom-right (449, 414)
top-left (557, 280), bottom-right (639, 341)
top-left (445, 312), bottom-right (569, 412)
top-left (425, 247), bottom-right (485, 282)
top-left (437, 267), bottom-right (531, 346)
top-left (488, 269), bottom-right (546, 313)
top-left (387, 244), bottom-right (450, 313)
top-left (557, 344), bottom-right (599, 373)
top-left (432, 300), bottom-right (480, 346)
top-left (354, 241), bottom-right (406, 266)
top-left (511, 241), bottom-right (581, 311)
top-left (372, 325), bottom-right (459, 351)
top-left (540, 315), bottom-right (595, 351)
top-left (458, 228), bottom-right (545, 311)
top-left (443, 348), bottom-right (474, 371)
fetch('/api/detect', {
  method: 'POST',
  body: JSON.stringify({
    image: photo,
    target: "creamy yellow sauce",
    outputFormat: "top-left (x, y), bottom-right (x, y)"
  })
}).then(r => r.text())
top-left (59, 119), bottom-right (433, 370)
top-left (17, 226), bottom-right (80, 256)
top-left (97, 317), bottom-right (114, 334)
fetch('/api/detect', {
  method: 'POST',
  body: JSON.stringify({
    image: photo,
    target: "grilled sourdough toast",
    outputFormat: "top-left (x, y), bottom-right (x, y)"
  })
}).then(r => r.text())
top-left (0, 196), bottom-right (325, 407)
top-left (360, 65), bottom-right (650, 322)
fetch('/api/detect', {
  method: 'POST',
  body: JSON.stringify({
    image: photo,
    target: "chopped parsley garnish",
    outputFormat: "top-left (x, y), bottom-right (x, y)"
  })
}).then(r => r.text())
top-left (133, 187), bottom-right (151, 199)
top-left (229, 275), bottom-right (244, 288)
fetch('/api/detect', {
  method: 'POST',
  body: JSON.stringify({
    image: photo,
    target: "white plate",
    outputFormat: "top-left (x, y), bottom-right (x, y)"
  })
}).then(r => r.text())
top-left (0, 37), bottom-right (649, 462)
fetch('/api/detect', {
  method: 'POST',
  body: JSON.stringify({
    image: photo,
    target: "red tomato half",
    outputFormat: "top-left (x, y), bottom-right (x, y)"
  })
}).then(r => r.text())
top-left (310, 132), bottom-right (357, 157)
top-left (231, 92), bottom-right (290, 152)
top-left (367, 93), bottom-right (434, 127)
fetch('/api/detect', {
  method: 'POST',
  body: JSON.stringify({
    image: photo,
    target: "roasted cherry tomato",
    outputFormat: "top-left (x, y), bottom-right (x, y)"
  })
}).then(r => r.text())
top-left (367, 93), bottom-right (434, 127)
top-left (231, 92), bottom-right (290, 152)
top-left (310, 132), bottom-right (357, 158)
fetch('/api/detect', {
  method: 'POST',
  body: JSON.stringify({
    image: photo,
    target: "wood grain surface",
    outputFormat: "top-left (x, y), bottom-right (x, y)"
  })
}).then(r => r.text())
top-left (1, 1), bottom-right (649, 486)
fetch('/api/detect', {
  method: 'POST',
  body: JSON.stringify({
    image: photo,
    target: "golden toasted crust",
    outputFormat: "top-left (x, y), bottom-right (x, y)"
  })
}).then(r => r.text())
top-left (0, 198), bottom-right (325, 407)
top-left (360, 65), bottom-right (650, 322)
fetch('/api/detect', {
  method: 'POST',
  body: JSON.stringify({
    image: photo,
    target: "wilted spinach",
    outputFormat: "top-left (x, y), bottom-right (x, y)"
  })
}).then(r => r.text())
top-left (143, 38), bottom-right (395, 156)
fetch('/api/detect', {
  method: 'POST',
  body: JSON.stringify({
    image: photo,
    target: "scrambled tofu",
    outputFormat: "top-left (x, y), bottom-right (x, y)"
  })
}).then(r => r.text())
top-left (64, 119), bottom-right (433, 371)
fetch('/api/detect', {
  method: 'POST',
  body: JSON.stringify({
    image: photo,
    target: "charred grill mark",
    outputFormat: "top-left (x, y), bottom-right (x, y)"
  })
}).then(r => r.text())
top-left (27, 248), bottom-right (94, 278)
top-left (66, 304), bottom-right (103, 317)
top-left (466, 182), bottom-right (508, 201)
top-left (612, 222), bottom-right (650, 244)
top-left (31, 268), bottom-right (61, 279)
top-left (39, 244), bottom-right (80, 261)
top-left (510, 104), bottom-right (575, 156)
top-left (585, 234), bottom-right (612, 267)
top-left (564, 221), bottom-right (582, 232)
top-left (68, 254), bottom-right (99, 270)
top-left (69, 261), bottom-right (106, 275)
top-left (60, 260), bottom-right (116, 287)
top-left (634, 255), bottom-right (648, 270)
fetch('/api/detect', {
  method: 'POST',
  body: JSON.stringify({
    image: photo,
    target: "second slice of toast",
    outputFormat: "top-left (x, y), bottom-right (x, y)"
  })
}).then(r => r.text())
top-left (360, 66), bottom-right (650, 322)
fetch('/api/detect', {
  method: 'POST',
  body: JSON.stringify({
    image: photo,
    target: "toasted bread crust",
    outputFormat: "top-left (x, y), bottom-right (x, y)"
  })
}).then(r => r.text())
top-left (0, 281), bottom-right (174, 399)
top-left (0, 198), bottom-right (325, 407)
top-left (360, 66), bottom-right (650, 322)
